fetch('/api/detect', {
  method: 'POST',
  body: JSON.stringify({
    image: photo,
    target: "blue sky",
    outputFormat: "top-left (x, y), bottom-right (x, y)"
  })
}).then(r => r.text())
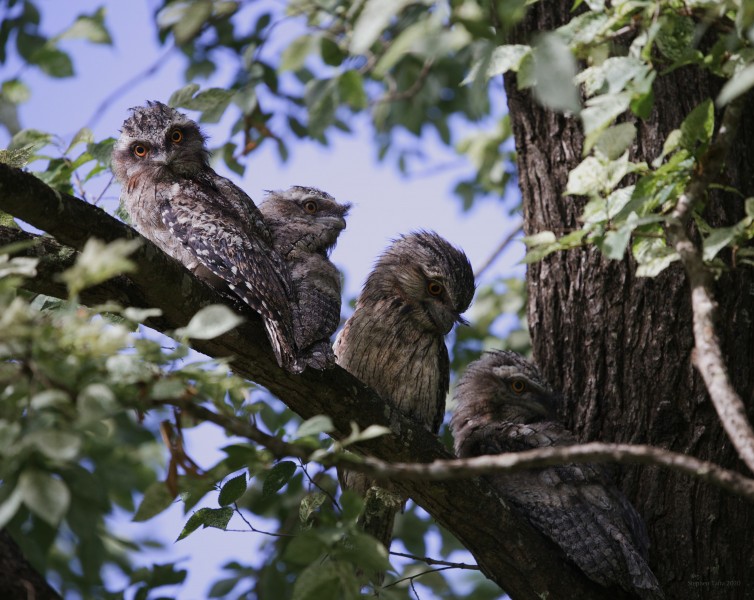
top-left (2, 1), bottom-right (522, 597)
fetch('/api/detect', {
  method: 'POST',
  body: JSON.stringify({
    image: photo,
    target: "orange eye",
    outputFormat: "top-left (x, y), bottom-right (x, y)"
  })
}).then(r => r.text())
top-left (303, 200), bottom-right (318, 214)
top-left (171, 129), bottom-right (183, 143)
top-left (133, 144), bottom-right (148, 157)
top-left (511, 380), bottom-right (526, 394)
top-left (427, 281), bottom-right (443, 296)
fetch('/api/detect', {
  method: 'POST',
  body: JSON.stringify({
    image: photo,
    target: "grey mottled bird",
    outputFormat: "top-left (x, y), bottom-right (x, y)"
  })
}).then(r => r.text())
top-left (259, 186), bottom-right (350, 369)
top-left (111, 101), bottom-right (301, 372)
top-left (450, 350), bottom-right (664, 599)
top-left (334, 231), bottom-right (475, 554)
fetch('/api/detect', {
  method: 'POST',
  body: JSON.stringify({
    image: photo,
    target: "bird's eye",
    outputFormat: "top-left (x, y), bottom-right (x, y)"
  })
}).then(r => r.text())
top-left (170, 129), bottom-right (183, 144)
top-left (427, 281), bottom-right (444, 296)
top-left (510, 380), bottom-right (526, 394)
top-left (303, 200), bottom-right (318, 214)
top-left (133, 144), bottom-right (148, 157)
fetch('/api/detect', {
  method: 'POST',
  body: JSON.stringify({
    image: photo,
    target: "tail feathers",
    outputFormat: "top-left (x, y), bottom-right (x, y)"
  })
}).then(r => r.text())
top-left (263, 317), bottom-right (304, 373)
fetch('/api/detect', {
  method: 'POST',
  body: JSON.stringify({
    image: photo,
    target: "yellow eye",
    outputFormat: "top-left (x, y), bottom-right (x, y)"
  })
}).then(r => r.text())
top-left (133, 144), bottom-right (148, 157)
top-left (427, 281), bottom-right (443, 296)
top-left (511, 380), bottom-right (526, 394)
top-left (170, 129), bottom-right (183, 143)
top-left (303, 200), bottom-right (318, 214)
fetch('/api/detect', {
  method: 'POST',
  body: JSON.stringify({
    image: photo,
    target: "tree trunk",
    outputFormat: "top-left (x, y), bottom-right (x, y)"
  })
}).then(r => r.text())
top-left (505, 3), bottom-right (754, 599)
top-left (0, 531), bottom-right (62, 600)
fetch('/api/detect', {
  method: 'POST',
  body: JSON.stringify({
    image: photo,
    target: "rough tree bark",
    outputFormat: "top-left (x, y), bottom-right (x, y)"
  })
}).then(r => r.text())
top-left (505, 3), bottom-right (754, 599)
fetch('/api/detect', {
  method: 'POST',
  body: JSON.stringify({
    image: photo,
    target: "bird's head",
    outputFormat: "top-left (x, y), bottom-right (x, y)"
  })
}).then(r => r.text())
top-left (453, 350), bottom-right (560, 425)
top-left (112, 101), bottom-right (209, 186)
top-left (363, 230), bottom-right (475, 335)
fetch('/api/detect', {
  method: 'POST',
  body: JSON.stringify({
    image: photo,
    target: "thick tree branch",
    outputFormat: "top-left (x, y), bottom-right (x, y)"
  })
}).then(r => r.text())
top-left (665, 98), bottom-right (754, 475)
top-left (0, 164), bottom-right (615, 599)
top-left (0, 530), bottom-right (62, 600)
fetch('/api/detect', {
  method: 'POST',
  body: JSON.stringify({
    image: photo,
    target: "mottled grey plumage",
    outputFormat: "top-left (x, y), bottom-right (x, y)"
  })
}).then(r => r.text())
top-left (259, 186), bottom-right (350, 369)
top-left (111, 101), bottom-right (301, 372)
top-left (334, 231), bottom-right (475, 554)
top-left (450, 350), bottom-right (664, 599)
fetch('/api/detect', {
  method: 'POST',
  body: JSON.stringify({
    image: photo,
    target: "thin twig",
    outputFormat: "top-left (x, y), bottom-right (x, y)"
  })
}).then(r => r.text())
top-left (383, 566), bottom-right (456, 589)
top-left (474, 223), bottom-right (523, 280)
top-left (665, 95), bottom-right (754, 474)
top-left (389, 550), bottom-right (479, 571)
top-left (299, 459), bottom-right (341, 511)
top-left (232, 501), bottom-right (294, 538)
top-left (371, 60), bottom-right (434, 106)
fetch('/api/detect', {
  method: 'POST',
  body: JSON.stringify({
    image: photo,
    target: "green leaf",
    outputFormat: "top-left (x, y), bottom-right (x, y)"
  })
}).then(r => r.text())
top-left (296, 415), bottom-right (334, 438)
top-left (717, 63), bottom-right (754, 106)
top-left (262, 461), bottom-right (297, 499)
top-left (65, 127), bottom-right (94, 154)
top-left (566, 156), bottom-right (606, 197)
top-left (299, 492), bottom-right (327, 526)
top-left (532, 33), bottom-right (580, 114)
top-left (181, 88), bottom-right (234, 123)
top-left (18, 469), bottom-right (70, 526)
top-left (581, 92), bottom-right (632, 152)
top-left (172, 0), bottom-right (212, 45)
top-left (633, 237), bottom-right (679, 277)
top-left (24, 430), bottom-right (81, 461)
top-left (320, 37), bottom-right (344, 66)
top-left (60, 237), bottom-right (141, 297)
top-left (168, 83), bottom-right (201, 107)
top-left (290, 563), bottom-right (342, 600)
top-left (283, 530), bottom-right (326, 566)
top-left (175, 304), bottom-right (244, 340)
top-left (703, 226), bottom-right (738, 261)
top-left (59, 7), bottom-right (112, 44)
top-left (2, 79), bottom-right (31, 104)
top-left (338, 70), bottom-right (367, 110)
top-left (33, 46), bottom-right (74, 78)
top-left (133, 482), bottom-right (175, 522)
top-left (218, 473), bottom-right (247, 506)
top-left (593, 123), bottom-right (636, 160)
top-left (351, 0), bottom-right (413, 54)
top-left (177, 507), bottom-right (233, 541)
top-left (0, 488), bottom-right (24, 529)
top-left (680, 99), bottom-right (714, 152)
top-left (281, 34), bottom-right (318, 72)
top-left (338, 489), bottom-right (364, 522)
top-left (343, 531), bottom-right (392, 572)
top-left (463, 44), bottom-right (531, 84)
top-left (8, 128), bottom-right (51, 152)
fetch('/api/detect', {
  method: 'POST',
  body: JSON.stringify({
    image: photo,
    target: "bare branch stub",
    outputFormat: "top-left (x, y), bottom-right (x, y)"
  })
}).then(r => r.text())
top-left (666, 97), bottom-right (754, 475)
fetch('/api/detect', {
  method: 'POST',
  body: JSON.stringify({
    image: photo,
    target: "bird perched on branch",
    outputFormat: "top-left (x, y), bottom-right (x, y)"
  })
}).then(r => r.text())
top-left (450, 350), bottom-right (664, 599)
top-left (111, 101), bottom-right (301, 372)
top-left (334, 230), bottom-right (475, 557)
top-left (259, 186), bottom-right (350, 369)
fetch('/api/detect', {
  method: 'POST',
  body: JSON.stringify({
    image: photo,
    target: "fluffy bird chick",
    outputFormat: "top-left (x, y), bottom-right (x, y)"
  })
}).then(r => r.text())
top-left (111, 101), bottom-right (301, 372)
top-left (334, 231), bottom-right (475, 555)
top-left (450, 350), bottom-right (664, 600)
top-left (259, 186), bottom-right (351, 369)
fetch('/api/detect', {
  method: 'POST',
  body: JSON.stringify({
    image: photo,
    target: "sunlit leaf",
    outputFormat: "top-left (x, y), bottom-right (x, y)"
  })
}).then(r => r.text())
top-left (175, 304), bottom-right (244, 340)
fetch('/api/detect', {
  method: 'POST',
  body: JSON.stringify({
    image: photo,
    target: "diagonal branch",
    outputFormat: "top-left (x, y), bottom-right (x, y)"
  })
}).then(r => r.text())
top-left (665, 97), bottom-right (754, 474)
top-left (0, 164), bottom-right (611, 600)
